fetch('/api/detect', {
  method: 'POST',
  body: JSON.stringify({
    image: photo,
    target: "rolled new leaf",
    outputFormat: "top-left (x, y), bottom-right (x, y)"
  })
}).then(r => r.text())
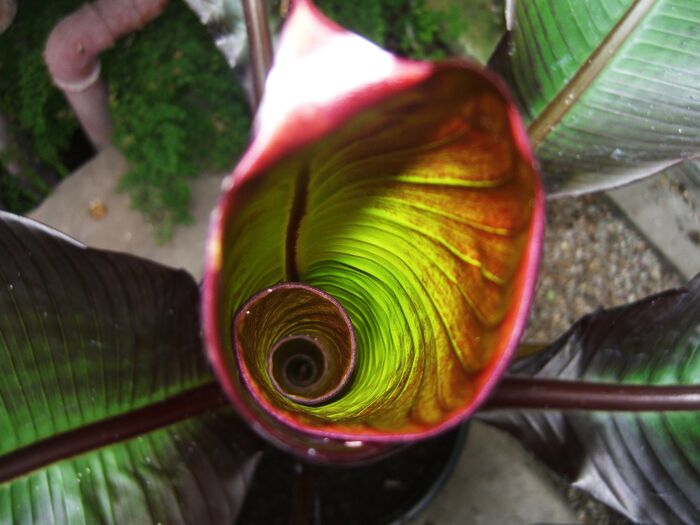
top-left (498, 0), bottom-right (700, 195)
top-left (234, 283), bottom-right (356, 406)
top-left (480, 275), bottom-right (700, 525)
top-left (203, 0), bottom-right (543, 457)
top-left (0, 212), bottom-right (261, 524)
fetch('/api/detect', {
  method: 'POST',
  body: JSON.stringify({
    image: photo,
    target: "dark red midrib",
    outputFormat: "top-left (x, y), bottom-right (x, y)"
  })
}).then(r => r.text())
top-left (485, 376), bottom-right (700, 411)
top-left (527, 0), bottom-right (655, 146)
top-left (0, 383), bottom-right (226, 484)
top-left (5, 376), bottom-right (697, 483)
top-left (285, 165), bottom-right (310, 282)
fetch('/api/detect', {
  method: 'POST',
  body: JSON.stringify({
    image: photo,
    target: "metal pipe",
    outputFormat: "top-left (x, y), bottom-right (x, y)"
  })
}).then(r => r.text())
top-left (44, 0), bottom-right (168, 148)
top-left (241, 0), bottom-right (273, 108)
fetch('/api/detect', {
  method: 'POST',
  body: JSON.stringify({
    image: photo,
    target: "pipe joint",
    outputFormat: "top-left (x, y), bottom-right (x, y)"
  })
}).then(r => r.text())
top-left (51, 61), bottom-right (102, 93)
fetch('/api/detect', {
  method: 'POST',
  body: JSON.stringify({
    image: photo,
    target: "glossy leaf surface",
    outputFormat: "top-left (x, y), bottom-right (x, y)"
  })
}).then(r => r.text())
top-left (0, 212), bottom-right (261, 524)
top-left (501, 0), bottom-right (700, 195)
top-left (203, 0), bottom-right (543, 451)
top-left (480, 275), bottom-right (700, 524)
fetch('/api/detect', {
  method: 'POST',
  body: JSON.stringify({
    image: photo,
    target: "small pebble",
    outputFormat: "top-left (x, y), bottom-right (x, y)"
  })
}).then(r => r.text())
top-left (88, 199), bottom-right (107, 220)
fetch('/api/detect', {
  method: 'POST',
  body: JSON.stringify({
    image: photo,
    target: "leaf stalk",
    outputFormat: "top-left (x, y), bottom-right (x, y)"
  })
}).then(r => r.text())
top-left (0, 383), bottom-right (227, 483)
top-left (484, 376), bottom-right (700, 411)
top-left (242, 0), bottom-right (274, 108)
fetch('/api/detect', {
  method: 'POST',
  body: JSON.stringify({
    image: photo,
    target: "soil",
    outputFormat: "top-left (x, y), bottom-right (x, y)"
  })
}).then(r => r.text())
top-left (237, 425), bottom-right (468, 525)
top-left (525, 192), bottom-right (683, 343)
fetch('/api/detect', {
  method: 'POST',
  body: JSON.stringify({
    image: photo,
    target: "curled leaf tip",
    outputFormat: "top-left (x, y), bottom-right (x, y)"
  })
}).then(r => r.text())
top-left (246, 0), bottom-right (430, 176)
top-left (234, 283), bottom-right (356, 407)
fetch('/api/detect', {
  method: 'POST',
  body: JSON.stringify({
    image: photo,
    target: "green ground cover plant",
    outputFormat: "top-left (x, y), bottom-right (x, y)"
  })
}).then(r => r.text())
top-left (0, 0), bottom-right (456, 239)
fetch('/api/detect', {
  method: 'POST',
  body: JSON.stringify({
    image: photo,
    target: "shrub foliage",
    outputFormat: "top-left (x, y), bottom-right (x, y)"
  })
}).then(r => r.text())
top-left (0, 0), bottom-right (453, 238)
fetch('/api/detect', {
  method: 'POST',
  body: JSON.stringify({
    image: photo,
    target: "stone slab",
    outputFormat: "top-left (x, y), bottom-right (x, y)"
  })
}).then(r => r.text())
top-left (414, 422), bottom-right (579, 524)
top-left (607, 173), bottom-right (700, 280)
top-left (30, 146), bottom-right (222, 279)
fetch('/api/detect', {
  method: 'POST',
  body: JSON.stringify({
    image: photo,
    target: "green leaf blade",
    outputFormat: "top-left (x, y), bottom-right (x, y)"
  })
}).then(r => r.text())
top-left (1, 409), bottom-right (261, 525)
top-left (512, 0), bottom-right (633, 122)
top-left (0, 213), bottom-right (261, 523)
top-left (480, 276), bottom-right (700, 524)
top-left (504, 0), bottom-right (700, 195)
top-left (0, 214), bottom-right (208, 454)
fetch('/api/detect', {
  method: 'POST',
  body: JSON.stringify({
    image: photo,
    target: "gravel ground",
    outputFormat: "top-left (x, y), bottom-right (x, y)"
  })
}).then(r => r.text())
top-left (524, 192), bottom-right (684, 343)
top-left (519, 191), bottom-right (684, 525)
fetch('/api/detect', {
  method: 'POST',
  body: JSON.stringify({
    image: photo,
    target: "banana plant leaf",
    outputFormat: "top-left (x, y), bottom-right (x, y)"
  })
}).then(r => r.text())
top-left (499, 0), bottom-right (700, 196)
top-left (480, 275), bottom-right (700, 524)
top-left (0, 212), bottom-right (261, 524)
top-left (203, 0), bottom-right (544, 459)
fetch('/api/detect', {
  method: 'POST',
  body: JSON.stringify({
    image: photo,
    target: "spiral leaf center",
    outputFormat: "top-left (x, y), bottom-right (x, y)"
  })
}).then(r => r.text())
top-left (233, 283), bottom-right (356, 407)
top-left (271, 335), bottom-right (325, 389)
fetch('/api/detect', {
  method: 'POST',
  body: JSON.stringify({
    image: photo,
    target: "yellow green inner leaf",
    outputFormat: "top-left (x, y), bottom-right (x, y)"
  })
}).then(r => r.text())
top-left (217, 69), bottom-right (537, 435)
